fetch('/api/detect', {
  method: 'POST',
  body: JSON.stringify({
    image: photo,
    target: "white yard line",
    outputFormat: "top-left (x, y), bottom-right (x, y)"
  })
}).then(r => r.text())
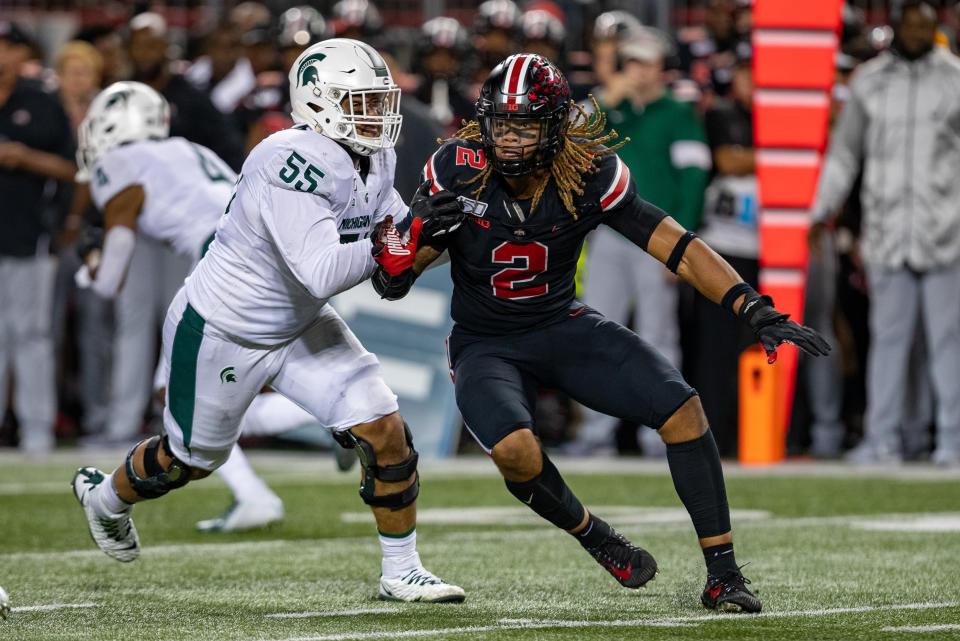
top-left (11, 603), bottom-right (98, 612)
top-left (266, 608), bottom-right (400, 618)
top-left (881, 624), bottom-right (960, 632)
top-left (5, 511), bottom-right (960, 561)
top-left (263, 602), bottom-right (960, 641)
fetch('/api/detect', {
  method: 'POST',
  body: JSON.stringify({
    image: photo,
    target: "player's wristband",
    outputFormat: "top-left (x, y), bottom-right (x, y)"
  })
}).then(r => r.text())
top-left (721, 282), bottom-right (755, 315)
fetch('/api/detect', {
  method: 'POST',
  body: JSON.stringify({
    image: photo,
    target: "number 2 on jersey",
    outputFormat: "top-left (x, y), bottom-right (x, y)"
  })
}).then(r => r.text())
top-left (491, 242), bottom-right (548, 299)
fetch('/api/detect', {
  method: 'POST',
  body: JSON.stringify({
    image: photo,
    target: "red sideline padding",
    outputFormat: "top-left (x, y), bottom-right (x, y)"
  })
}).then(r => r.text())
top-left (754, 90), bottom-right (830, 149)
top-left (753, 0), bottom-right (844, 31)
top-left (759, 267), bottom-right (806, 330)
top-left (756, 149), bottom-right (821, 209)
top-left (759, 209), bottom-right (810, 268)
top-left (753, 30), bottom-right (837, 90)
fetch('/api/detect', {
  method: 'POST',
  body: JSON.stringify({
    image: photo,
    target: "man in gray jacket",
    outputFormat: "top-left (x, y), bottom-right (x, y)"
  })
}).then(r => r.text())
top-left (812, 0), bottom-right (960, 466)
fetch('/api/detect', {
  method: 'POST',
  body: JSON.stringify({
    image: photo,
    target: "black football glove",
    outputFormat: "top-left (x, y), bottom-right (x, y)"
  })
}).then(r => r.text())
top-left (76, 225), bottom-right (104, 262)
top-left (739, 292), bottom-right (832, 363)
top-left (371, 264), bottom-right (417, 301)
top-left (409, 179), bottom-right (466, 251)
top-left (369, 215), bottom-right (418, 300)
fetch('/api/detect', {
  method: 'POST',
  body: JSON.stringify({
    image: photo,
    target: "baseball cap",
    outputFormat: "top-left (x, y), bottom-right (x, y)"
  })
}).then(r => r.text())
top-left (619, 27), bottom-right (665, 62)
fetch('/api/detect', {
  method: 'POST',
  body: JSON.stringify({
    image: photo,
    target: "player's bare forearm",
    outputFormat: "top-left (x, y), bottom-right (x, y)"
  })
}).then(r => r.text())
top-left (412, 246), bottom-right (442, 275)
top-left (646, 216), bottom-right (746, 313)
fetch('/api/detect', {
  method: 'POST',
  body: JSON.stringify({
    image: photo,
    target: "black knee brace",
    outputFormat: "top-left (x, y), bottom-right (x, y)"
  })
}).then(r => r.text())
top-left (505, 451), bottom-right (585, 531)
top-left (338, 423), bottom-right (419, 511)
top-left (124, 435), bottom-right (192, 499)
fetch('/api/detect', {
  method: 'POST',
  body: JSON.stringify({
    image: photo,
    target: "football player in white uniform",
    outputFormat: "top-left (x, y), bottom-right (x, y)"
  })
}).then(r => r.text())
top-left (72, 81), bottom-right (339, 534)
top-left (71, 41), bottom-right (466, 603)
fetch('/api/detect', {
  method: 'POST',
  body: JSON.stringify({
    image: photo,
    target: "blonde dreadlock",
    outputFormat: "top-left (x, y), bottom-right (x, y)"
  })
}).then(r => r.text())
top-left (447, 96), bottom-right (628, 218)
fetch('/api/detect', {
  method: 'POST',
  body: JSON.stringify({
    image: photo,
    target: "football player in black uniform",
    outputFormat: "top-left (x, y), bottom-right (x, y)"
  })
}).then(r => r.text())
top-left (371, 54), bottom-right (830, 613)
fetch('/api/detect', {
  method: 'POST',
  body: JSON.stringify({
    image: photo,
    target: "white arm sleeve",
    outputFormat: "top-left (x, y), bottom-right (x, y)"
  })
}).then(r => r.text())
top-left (260, 184), bottom-right (377, 301)
top-left (90, 226), bottom-right (137, 299)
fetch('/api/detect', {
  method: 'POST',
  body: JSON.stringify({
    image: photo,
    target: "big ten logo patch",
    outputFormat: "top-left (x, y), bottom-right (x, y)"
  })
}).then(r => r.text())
top-left (455, 147), bottom-right (486, 169)
top-left (457, 195), bottom-right (488, 218)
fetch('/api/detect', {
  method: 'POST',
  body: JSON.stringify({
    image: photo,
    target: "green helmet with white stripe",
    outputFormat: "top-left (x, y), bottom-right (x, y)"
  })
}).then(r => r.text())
top-left (289, 38), bottom-right (402, 157)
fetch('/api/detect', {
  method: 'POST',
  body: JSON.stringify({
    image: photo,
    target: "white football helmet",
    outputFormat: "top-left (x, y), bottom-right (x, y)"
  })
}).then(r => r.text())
top-left (76, 81), bottom-right (170, 183)
top-left (289, 38), bottom-right (402, 156)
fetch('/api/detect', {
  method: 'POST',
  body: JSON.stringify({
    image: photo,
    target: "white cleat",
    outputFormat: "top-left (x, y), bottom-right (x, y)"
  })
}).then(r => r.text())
top-left (378, 553), bottom-right (465, 603)
top-left (71, 467), bottom-right (140, 563)
top-left (195, 496), bottom-right (284, 532)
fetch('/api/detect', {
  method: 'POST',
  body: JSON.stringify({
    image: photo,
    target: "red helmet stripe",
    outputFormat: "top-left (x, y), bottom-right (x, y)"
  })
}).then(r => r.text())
top-left (503, 54), bottom-right (531, 104)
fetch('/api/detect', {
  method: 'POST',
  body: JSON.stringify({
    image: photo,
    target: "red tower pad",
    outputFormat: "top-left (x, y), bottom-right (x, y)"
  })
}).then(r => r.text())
top-left (753, 0), bottom-right (844, 31)
top-left (753, 30), bottom-right (838, 90)
top-left (759, 209), bottom-right (811, 269)
top-left (754, 90), bottom-right (830, 149)
top-left (759, 267), bottom-right (806, 325)
top-left (756, 149), bottom-right (821, 209)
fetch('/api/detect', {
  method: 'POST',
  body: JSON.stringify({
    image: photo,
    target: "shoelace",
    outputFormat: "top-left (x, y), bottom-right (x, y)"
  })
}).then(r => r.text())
top-left (400, 568), bottom-right (441, 586)
top-left (710, 565), bottom-right (752, 593)
top-left (97, 515), bottom-right (131, 540)
top-left (588, 532), bottom-right (636, 570)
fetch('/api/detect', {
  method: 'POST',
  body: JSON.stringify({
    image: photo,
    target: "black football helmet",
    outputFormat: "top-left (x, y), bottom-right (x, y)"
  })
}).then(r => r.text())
top-left (476, 53), bottom-right (571, 176)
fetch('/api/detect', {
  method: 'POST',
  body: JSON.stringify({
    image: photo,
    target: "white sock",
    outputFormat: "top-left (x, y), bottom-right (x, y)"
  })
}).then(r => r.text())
top-left (379, 528), bottom-right (418, 576)
top-left (93, 472), bottom-right (132, 519)
top-left (216, 444), bottom-right (277, 503)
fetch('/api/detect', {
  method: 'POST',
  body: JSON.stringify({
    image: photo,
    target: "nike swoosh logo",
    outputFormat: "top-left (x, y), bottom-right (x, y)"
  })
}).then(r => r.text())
top-left (709, 584), bottom-right (722, 598)
top-left (523, 493), bottom-right (534, 505)
top-left (605, 562), bottom-right (632, 581)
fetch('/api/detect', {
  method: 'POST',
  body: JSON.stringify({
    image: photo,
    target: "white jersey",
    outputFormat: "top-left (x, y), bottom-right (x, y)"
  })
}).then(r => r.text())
top-left (185, 126), bottom-right (407, 345)
top-left (90, 137), bottom-right (236, 262)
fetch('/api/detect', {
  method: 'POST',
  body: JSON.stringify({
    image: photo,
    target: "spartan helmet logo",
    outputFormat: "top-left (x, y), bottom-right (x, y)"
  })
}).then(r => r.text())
top-left (297, 52), bottom-right (327, 87)
top-left (219, 366), bottom-right (237, 383)
top-left (105, 90), bottom-right (131, 108)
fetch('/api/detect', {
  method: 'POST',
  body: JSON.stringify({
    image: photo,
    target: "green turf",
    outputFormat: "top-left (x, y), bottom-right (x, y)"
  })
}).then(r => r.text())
top-left (1, 454), bottom-right (958, 640)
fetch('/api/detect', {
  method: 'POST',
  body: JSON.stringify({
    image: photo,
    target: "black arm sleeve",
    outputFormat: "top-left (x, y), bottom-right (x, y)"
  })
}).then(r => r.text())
top-left (604, 197), bottom-right (669, 251)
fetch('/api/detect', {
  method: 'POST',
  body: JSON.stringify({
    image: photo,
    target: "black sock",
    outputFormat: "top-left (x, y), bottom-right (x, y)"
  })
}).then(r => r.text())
top-left (665, 430), bottom-right (731, 538)
top-left (574, 513), bottom-right (611, 549)
top-left (703, 542), bottom-right (738, 576)
top-left (504, 452), bottom-right (586, 531)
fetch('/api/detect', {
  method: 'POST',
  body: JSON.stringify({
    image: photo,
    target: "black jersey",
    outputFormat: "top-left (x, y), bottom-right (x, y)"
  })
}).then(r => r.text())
top-left (424, 138), bottom-right (659, 335)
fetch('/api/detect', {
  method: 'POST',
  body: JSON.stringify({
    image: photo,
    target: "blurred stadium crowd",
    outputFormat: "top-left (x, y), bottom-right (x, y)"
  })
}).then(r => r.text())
top-left (0, 0), bottom-right (958, 465)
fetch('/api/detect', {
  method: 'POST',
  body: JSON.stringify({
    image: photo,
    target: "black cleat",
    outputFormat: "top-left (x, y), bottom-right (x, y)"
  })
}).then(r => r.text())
top-left (584, 528), bottom-right (658, 588)
top-left (701, 568), bottom-right (762, 613)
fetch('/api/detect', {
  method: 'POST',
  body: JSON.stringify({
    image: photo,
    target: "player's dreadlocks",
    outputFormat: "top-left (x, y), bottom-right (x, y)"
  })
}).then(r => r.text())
top-left (447, 96), bottom-right (628, 218)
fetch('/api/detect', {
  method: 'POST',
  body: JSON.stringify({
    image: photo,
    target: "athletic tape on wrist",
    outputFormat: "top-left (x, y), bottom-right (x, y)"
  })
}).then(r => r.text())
top-left (721, 282), bottom-right (755, 315)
